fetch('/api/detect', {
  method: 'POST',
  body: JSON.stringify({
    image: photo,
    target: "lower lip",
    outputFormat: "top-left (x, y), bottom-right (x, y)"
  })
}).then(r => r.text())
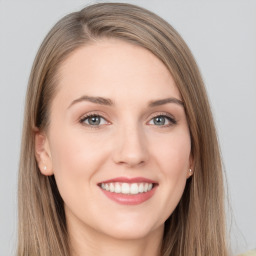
top-left (100, 186), bottom-right (157, 205)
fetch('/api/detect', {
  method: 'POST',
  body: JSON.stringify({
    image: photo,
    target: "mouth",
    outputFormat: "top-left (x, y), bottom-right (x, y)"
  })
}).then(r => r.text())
top-left (98, 177), bottom-right (158, 205)
top-left (99, 182), bottom-right (155, 195)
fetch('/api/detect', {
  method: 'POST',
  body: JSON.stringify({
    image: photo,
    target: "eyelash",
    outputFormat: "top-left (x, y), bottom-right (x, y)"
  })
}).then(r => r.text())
top-left (149, 112), bottom-right (177, 127)
top-left (79, 112), bottom-right (177, 128)
top-left (79, 112), bottom-right (110, 128)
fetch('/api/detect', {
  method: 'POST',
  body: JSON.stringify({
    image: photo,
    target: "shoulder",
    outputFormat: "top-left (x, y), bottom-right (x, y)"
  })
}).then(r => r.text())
top-left (238, 250), bottom-right (256, 256)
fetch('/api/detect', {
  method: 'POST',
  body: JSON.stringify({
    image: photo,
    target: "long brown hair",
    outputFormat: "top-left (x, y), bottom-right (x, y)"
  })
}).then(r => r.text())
top-left (18, 3), bottom-right (228, 255)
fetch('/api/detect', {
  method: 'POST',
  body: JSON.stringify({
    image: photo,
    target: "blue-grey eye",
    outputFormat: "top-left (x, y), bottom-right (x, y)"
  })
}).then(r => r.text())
top-left (153, 116), bottom-right (166, 125)
top-left (81, 115), bottom-right (108, 126)
top-left (149, 115), bottom-right (176, 126)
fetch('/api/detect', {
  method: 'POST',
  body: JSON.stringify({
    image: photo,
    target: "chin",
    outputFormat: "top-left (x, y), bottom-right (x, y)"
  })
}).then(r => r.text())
top-left (99, 220), bottom-right (164, 241)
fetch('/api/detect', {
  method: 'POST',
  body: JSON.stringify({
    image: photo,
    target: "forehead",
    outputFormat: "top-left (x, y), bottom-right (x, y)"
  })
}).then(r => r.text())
top-left (56, 39), bottom-right (181, 106)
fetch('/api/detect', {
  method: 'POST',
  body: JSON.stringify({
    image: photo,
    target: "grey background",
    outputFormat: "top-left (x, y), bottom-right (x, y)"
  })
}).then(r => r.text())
top-left (0, 0), bottom-right (255, 255)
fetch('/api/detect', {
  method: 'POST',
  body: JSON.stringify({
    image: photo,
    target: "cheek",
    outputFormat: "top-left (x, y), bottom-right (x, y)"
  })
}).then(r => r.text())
top-left (48, 128), bottom-right (108, 200)
top-left (50, 126), bottom-right (106, 172)
top-left (152, 130), bottom-right (191, 175)
top-left (150, 131), bottom-right (191, 216)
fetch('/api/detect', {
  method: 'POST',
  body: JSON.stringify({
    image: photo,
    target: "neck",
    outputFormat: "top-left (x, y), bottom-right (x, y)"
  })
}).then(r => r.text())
top-left (68, 218), bottom-right (163, 256)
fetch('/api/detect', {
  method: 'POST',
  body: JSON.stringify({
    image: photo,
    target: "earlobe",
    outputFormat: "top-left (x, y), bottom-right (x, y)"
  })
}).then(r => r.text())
top-left (187, 168), bottom-right (193, 178)
top-left (34, 131), bottom-right (54, 176)
top-left (187, 154), bottom-right (194, 178)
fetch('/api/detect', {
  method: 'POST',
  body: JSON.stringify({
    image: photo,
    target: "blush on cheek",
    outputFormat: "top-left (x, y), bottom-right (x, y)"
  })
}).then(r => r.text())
top-left (157, 147), bottom-right (190, 174)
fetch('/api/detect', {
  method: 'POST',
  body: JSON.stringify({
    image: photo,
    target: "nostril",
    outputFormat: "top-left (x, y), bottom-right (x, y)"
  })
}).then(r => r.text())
top-left (116, 159), bottom-right (146, 168)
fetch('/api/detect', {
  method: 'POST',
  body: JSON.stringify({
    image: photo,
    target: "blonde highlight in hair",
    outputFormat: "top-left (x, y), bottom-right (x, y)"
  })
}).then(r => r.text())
top-left (18, 3), bottom-right (228, 255)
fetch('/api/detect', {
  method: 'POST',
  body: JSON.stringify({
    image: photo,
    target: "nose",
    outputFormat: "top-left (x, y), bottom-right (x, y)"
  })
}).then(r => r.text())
top-left (112, 124), bottom-right (149, 168)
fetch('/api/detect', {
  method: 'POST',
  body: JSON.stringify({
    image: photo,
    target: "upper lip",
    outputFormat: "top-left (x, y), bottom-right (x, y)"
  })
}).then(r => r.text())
top-left (98, 176), bottom-right (157, 184)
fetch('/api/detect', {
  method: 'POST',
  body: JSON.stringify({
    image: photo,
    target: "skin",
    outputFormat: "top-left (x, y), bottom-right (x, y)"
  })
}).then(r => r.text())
top-left (35, 39), bottom-right (193, 256)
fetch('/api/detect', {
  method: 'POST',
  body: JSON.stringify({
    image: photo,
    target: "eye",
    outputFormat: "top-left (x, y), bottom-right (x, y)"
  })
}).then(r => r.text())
top-left (80, 114), bottom-right (109, 126)
top-left (148, 114), bottom-right (176, 127)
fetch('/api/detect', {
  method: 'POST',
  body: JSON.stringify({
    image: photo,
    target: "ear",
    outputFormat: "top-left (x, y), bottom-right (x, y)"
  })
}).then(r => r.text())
top-left (186, 154), bottom-right (194, 179)
top-left (34, 130), bottom-right (54, 176)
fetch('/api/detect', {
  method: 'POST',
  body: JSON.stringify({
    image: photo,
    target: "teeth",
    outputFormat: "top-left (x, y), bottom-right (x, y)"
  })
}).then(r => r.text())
top-left (110, 183), bottom-right (115, 192)
top-left (122, 183), bottom-right (130, 194)
top-left (100, 182), bottom-right (154, 195)
top-left (138, 183), bottom-right (144, 193)
top-left (115, 183), bottom-right (121, 193)
top-left (130, 183), bottom-right (138, 194)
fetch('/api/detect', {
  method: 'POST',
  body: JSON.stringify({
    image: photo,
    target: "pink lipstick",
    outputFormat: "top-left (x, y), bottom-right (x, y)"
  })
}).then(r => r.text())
top-left (98, 177), bottom-right (158, 205)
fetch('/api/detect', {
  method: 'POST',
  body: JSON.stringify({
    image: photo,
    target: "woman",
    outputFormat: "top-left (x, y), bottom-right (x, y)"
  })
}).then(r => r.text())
top-left (18, 3), bottom-right (228, 256)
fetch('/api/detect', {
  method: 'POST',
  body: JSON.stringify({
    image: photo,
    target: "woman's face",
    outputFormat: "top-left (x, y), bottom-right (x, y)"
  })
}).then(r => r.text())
top-left (36, 39), bottom-right (192, 240)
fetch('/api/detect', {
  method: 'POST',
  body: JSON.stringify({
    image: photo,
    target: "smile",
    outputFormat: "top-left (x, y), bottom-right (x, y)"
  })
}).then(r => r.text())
top-left (100, 182), bottom-right (153, 195)
top-left (98, 177), bottom-right (158, 205)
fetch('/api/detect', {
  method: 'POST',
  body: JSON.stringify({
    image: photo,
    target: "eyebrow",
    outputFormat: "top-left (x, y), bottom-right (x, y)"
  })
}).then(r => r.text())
top-left (68, 95), bottom-right (114, 109)
top-left (148, 97), bottom-right (184, 107)
top-left (68, 95), bottom-right (184, 109)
